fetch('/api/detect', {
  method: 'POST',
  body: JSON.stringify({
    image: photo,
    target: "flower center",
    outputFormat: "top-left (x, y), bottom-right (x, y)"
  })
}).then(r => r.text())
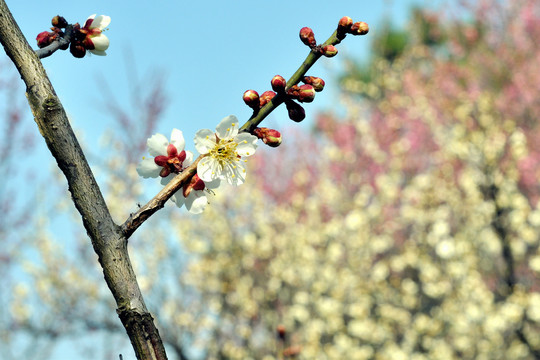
top-left (209, 138), bottom-right (239, 166)
top-left (154, 145), bottom-right (187, 177)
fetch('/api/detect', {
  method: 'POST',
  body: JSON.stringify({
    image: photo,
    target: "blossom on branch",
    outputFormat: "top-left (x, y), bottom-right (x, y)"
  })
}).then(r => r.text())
top-left (171, 174), bottom-right (221, 214)
top-left (137, 129), bottom-right (193, 185)
top-left (194, 115), bottom-right (258, 186)
top-left (80, 14), bottom-right (111, 55)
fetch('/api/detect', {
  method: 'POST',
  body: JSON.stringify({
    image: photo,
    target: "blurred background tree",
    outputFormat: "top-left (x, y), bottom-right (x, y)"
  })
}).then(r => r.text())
top-left (2, 0), bottom-right (540, 359)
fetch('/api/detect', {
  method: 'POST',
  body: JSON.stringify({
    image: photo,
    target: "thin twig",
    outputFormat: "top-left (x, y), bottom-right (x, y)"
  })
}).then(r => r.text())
top-left (35, 25), bottom-right (73, 59)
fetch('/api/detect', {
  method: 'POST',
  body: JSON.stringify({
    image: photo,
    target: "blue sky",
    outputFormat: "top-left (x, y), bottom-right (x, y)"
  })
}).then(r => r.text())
top-left (5, 0), bottom-right (434, 150)
top-left (3, 1), bottom-right (442, 358)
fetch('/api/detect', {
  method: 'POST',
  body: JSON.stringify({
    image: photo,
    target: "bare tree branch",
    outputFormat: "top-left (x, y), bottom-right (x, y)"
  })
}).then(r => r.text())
top-left (0, 2), bottom-right (170, 359)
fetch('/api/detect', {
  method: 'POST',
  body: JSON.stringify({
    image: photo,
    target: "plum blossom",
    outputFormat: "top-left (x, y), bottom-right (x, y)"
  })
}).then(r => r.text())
top-left (82, 14), bottom-right (111, 55)
top-left (171, 174), bottom-right (221, 214)
top-left (194, 115), bottom-right (258, 186)
top-left (137, 129), bottom-right (193, 185)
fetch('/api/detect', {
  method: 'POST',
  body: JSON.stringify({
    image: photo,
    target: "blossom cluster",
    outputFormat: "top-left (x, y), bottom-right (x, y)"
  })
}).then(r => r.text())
top-left (136, 116), bottom-right (258, 213)
top-left (36, 14), bottom-right (110, 58)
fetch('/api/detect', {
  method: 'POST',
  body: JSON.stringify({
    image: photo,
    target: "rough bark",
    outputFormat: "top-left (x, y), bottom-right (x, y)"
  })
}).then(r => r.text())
top-left (0, 2), bottom-right (168, 359)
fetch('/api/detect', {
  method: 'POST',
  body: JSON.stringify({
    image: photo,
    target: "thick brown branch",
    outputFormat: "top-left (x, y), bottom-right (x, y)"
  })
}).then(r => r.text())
top-left (0, 2), bottom-right (169, 359)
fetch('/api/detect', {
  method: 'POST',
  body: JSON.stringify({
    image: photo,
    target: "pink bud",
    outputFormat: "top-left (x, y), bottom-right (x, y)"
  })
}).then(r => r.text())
top-left (298, 84), bottom-right (315, 103)
top-left (321, 44), bottom-right (338, 57)
top-left (271, 75), bottom-right (287, 93)
top-left (303, 76), bottom-right (325, 92)
top-left (285, 100), bottom-right (305, 122)
top-left (254, 127), bottom-right (282, 148)
top-left (337, 16), bottom-right (353, 40)
top-left (243, 90), bottom-right (260, 109)
top-left (350, 21), bottom-right (369, 35)
top-left (259, 91), bottom-right (277, 107)
top-left (299, 27), bottom-right (316, 47)
top-left (338, 16), bottom-right (353, 31)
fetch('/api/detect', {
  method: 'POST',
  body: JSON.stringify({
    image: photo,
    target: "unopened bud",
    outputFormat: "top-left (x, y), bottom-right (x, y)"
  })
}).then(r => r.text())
top-left (243, 90), bottom-right (260, 109)
top-left (183, 174), bottom-right (205, 198)
top-left (36, 31), bottom-right (55, 48)
top-left (321, 44), bottom-right (338, 57)
top-left (52, 15), bottom-right (68, 28)
top-left (271, 75), bottom-right (287, 93)
top-left (299, 27), bottom-right (316, 47)
top-left (283, 345), bottom-right (302, 357)
top-left (350, 21), bottom-right (369, 35)
top-left (254, 127), bottom-right (282, 148)
top-left (70, 42), bottom-right (86, 58)
top-left (287, 85), bottom-right (300, 99)
top-left (276, 325), bottom-right (287, 340)
top-left (285, 99), bottom-right (305, 122)
top-left (337, 16), bottom-right (354, 40)
top-left (259, 91), bottom-right (276, 107)
top-left (338, 16), bottom-right (353, 31)
top-left (303, 76), bottom-right (325, 92)
top-left (298, 84), bottom-right (315, 103)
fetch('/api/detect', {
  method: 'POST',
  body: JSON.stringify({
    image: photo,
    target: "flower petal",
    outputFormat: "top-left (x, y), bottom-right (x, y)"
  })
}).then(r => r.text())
top-left (147, 133), bottom-right (169, 156)
top-left (215, 115), bottom-right (239, 140)
top-left (223, 161), bottom-right (246, 186)
top-left (194, 129), bottom-right (216, 154)
top-left (184, 151), bottom-right (194, 167)
top-left (89, 49), bottom-right (107, 56)
top-left (170, 128), bottom-right (185, 152)
top-left (90, 34), bottom-right (109, 52)
top-left (85, 14), bottom-right (96, 27)
top-left (197, 156), bottom-right (221, 182)
top-left (160, 173), bottom-right (175, 186)
top-left (171, 192), bottom-right (185, 208)
top-left (136, 158), bottom-right (161, 178)
top-left (204, 177), bottom-right (221, 190)
top-left (185, 191), bottom-right (208, 214)
top-left (91, 15), bottom-right (111, 30)
top-left (235, 133), bottom-right (258, 157)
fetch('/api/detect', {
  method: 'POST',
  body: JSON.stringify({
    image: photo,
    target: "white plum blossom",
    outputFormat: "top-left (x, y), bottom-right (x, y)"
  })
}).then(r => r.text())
top-left (171, 175), bottom-right (221, 214)
top-left (137, 129), bottom-right (193, 185)
top-left (194, 115), bottom-right (258, 186)
top-left (83, 14), bottom-right (111, 55)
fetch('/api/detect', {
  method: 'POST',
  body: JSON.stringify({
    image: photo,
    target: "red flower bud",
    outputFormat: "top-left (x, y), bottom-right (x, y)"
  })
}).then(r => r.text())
top-left (183, 174), bottom-right (205, 198)
top-left (36, 31), bottom-right (56, 48)
top-left (276, 325), bottom-right (287, 340)
top-left (303, 76), bottom-right (325, 92)
top-left (254, 127), bottom-right (282, 148)
top-left (285, 99), bottom-right (305, 122)
top-left (298, 84), bottom-right (315, 103)
top-left (338, 16), bottom-right (353, 31)
top-left (299, 27), bottom-right (316, 47)
top-left (283, 346), bottom-right (302, 357)
top-left (321, 44), bottom-right (338, 57)
top-left (70, 42), bottom-right (86, 58)
top-left (350, 21), bottom-right (369, 35)
top-left (52, 15), bottom-right (68, 28)
top-left (259, 91), bottom-right (277, 108)
top-left (337, 16), bottom-right (353, 40)
top-left (287, 85), bottom-right (300, 99)
top-left (243, 90), bottom-right (260, 109)
top-left (271, 75), bottom-right (287, 93)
